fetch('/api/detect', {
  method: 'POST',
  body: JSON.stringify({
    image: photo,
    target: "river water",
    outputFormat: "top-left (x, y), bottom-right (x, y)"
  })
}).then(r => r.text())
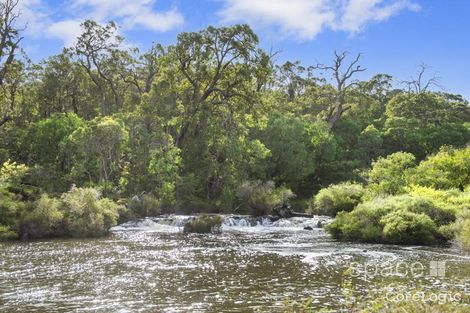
top-left (1, 215), bottom-right (469, 312)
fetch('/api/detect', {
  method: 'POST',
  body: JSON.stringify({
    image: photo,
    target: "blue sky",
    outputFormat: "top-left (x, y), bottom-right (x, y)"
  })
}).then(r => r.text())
top-left (19, 0), bottom-right (470, 98)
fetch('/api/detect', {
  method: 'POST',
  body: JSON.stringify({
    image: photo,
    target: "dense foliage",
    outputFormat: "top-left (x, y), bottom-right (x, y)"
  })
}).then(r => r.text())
top-left (325, 147), bottom-right (470, 249)
top-left (1, 3), bottom-right (469, 241)
top-left (309, 182), bottom-right (364, 216)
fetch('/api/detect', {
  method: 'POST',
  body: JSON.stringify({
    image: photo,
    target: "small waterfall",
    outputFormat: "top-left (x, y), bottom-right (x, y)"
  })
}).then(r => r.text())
top-left (111, 215), bottom-right (332, 233)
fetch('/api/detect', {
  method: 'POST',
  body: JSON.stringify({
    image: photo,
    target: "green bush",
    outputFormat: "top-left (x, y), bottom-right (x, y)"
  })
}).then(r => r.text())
top-left (365, 152), bottom-right (416, 196)
top-left (326, 199), bottom-right (392, 242)
top-left (410, 146), bottom-right (470, 191)
top-left (444, 209), bottom-right (470, 251)
top-left (183, 215), bottom-right (223, 233)
top-left (236, 180), bottom-right (295, 216)
top-left (326, 195), bottom-right (447, 244)
top-left (380, 210), bottom-right (438, 244)
top-left (310, 182), bottom-right (364, 216)
top-left (61, 186), bottom-right (121, 237)
top-left (127, 194), bottom-right (162, 217)
top-left (0, 225), bottom-right (17, 240)
top-left (0, 187), bottom-right (26, 227)
top-left (17, 194), bottom-right (64, 239)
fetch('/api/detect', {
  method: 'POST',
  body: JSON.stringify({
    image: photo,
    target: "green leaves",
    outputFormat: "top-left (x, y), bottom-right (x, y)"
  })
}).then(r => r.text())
top-left (366, 152), bottom-right (416, 196)
top-left (410, 146), bottom-right (470, 191)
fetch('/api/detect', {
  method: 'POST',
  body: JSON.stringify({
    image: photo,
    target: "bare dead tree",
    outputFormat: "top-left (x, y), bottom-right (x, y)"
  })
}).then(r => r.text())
top-left (315, 51), bottom-right (366, 129)
top-left (402, 63), bottom-right (442, 93)
top-left (0, 0), bottom-right (23, 127)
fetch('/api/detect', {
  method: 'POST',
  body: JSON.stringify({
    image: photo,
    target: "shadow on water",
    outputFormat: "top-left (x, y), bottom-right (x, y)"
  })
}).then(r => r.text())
top-left (1, 215), bottom-right (469, 312)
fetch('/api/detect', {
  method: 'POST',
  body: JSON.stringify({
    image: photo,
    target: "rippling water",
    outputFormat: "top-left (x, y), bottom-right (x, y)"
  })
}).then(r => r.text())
top-left (1, 215), bottom-right (469, 312)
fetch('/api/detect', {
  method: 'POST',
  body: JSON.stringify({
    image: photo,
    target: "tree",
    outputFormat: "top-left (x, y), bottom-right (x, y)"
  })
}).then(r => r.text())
top-left (71, 20), bottom-right (131, 114)
top-left (402, 63), bottom-right (441, 94)
top-left (262, 115), bottom-right (335, 196)
top-left (69, 116), bottom-right (128, 184)
top-left (170, 24), bottom-right (261, 148)
top-left (315, 51), bottom-right (366, 129)
top-left (0, 0), bottom-right (23, 127)
top-left (275, 61), bottom-right (315, 102)
top-left (27, 113), bottom-right (84, 169)
top-left (164, 24), bottom-right (272, 204)
top-left (36, 53), bottom-right (96, 118)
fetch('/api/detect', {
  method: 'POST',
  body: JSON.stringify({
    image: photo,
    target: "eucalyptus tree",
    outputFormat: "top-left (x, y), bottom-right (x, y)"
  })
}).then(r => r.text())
top-left (315, 51), bottom-right (366, 129)
top-left (165, 24), bottom-right (273, 204)
top-left (36, 53), bottom-right (99, 118)
top-left (70, 20), bottom-right (136, 115)
top-left (0, 0), bottom-right (23, 127)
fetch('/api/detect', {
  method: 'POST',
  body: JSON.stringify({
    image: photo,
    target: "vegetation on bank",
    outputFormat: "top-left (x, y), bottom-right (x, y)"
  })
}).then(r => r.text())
top-left (0, 161), bottom-right (123, 239)
top-left (1, 1), bottom-right (469, 241)
top-left (320, 147), bottom-right (470, 249)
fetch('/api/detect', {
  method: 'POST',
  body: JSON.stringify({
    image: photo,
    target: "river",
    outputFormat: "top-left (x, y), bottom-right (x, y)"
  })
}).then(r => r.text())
top-left (1, 215), bottom-right (469, 312)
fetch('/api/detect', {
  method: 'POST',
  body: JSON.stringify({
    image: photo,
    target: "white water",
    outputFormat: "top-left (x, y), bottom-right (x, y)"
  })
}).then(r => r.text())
top-left (110, 215), bottom-right (332, 233)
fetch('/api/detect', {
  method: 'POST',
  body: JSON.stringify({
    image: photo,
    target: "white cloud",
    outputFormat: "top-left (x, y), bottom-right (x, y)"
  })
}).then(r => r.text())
top-left (70, 0), bottom-right (184, 32)
top-left (337, 0), bottom-right (421, 33)
top-left (45, 20), bottom-right (82, 47)
top-left (219, 0), bottom-right (420, 40)
top-left (15, 0), bottom-right (184, 47)
top-left (219, 0), bottom-right (335, 40)
top-left (17, 0), bottom-right (49, 36)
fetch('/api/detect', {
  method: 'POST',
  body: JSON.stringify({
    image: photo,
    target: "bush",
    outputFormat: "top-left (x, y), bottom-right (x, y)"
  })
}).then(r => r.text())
top-left (236, 180), bottom-right (295, 216)
top-left (0, 225), bottom-right (17, 240)
top-left (183, 215), bottom-right (223, 233)
top-left (410, 146), bottom-right (470, 191)
top-left (61, 186), bottom-right (121, 237)
top-left (365, 152), bottom-right (416, 196)
top-left (127, 194), bottom-right (162, 217)
top-left (326, 199), bottom-right (392, 242)
top-left (0, 187), bottom-right (26, 227)
top-left (310, 182), bottom-right (364, 216)
top-left (0, 160), bottom-right (28, 186)
top-left (326, 195), bottom-right (446, 244)
top-left (380, 210), bottom-right (438, 245)
top-left (407, 186), bottom-right (459, 226)
top-left (444, 209), bottom-right (470, 251)
top-left (17, 195), bottom-right (64, 239)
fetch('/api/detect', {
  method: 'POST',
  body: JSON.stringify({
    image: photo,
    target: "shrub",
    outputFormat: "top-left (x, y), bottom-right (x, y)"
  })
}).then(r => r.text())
top-left (326, 199), bottom-right (392, 242)
top-left (407, 186), bottom-right (459, 226)
top-left (0, 160), bottom-right (28, 186)
top-left (410, 146), bottom-right (470, 191)
top-left (0, 187), bottom-right (26, 227)
top-left (18, 194), bottom-right (64, 239)
top-left (127, 194), bottom-right (162, 217)
top-left (444, 209), bottom-right (470, 251)
top-left (61, 186), bottom-right (121, 237)
top-left (326, 194), bottom-right (447, 244)
top-left (0, 225), bottom-right (17, 240)
top-left (183, 215), bottom-right (223, 233)
top-left (310, 182), bottom-right (364, 216)
top-left (236, 180), bottom-right (295, 216)
top-left (365, 152), bottom-right (416, 196)
top-left (380, 210), bottom-right (438, 245)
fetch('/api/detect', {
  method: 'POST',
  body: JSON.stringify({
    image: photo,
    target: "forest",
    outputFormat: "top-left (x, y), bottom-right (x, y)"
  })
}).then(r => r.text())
top-left (1, 0), bottom-right (469, 251)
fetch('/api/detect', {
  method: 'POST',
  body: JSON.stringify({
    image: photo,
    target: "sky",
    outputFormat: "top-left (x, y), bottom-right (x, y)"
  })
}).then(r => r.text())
top-left (17, 0), bottom-right (470, 98)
